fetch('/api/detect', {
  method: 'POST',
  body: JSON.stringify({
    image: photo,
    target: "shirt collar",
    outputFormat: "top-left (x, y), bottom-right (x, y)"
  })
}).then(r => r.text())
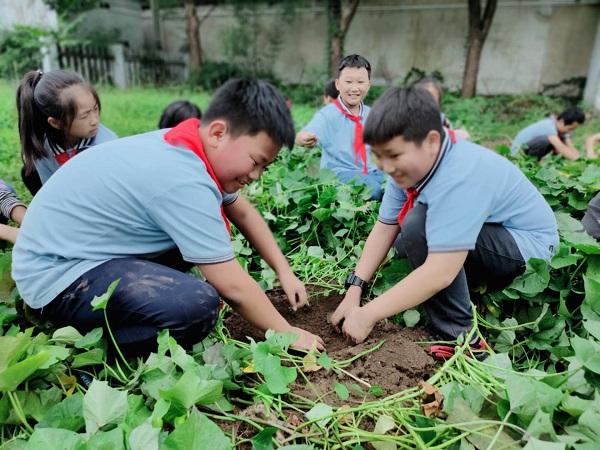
top-left (414, 130), bottom-right (452, 193)
top-left (337, 97), bottom-right (363, 117)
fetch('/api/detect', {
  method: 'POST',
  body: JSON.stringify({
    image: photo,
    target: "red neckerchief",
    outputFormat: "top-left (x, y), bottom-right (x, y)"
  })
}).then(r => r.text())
top-left (397, 129), bottom-right (457, 226)
top-left (163, 118), bottom-right (231, 235)
top-left (332, 98), bottom-right (368, 174)
top-left (55, 149), bottom-right (79, 166)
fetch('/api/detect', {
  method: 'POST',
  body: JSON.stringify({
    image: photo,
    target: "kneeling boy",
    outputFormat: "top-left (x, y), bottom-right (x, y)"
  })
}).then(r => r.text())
top-left (511, 107), bottom-right (586, 160)
top-left (331, 87), bottom-right (558, 355)
top-left (13, 79), bottom-right (323, 356)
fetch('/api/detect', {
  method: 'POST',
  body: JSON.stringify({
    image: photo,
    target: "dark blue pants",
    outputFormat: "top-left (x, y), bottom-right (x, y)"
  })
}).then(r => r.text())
top-left (395, 203), bottom-right (525, 340)
top-left (38, 250), bottom-right (220, 356)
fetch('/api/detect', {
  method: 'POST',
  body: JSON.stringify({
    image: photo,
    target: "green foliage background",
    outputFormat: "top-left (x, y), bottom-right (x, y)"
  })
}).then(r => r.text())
top-left (0, 80), bottom-right (600, 448)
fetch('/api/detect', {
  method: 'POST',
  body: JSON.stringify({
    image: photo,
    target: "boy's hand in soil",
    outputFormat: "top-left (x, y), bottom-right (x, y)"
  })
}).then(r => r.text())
top-left (341, 306), bottom-right (375, 344)
top-left (279, 270), bottom-right (308, 311)
top-left (290, 326), bottom-right (325, 351)
top-left (330, 286), bottom-right (361, 331)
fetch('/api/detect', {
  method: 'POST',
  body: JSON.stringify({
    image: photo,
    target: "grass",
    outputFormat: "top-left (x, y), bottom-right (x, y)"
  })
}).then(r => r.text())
top-left (1, 80), bottom-right (600, 448)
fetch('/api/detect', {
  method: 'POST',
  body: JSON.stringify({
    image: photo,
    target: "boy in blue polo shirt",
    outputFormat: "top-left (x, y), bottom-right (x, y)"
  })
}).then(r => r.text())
top-left (295, 54), bottom-right (385, 200)
top-left (13, 79), bottom-right (324, 356)
top-left (511, 107), bottom-right (587, 160)
top-left (330, 87), bottom-right (558, 358)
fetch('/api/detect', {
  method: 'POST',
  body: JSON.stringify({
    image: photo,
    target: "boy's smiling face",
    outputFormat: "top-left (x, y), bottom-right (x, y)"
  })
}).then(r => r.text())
top-left (335, 67), bottom-right (370, 110)
top-left (371, 131), bottom-right (441, 189)
top-left (203, 120), bottom-right (279, 193)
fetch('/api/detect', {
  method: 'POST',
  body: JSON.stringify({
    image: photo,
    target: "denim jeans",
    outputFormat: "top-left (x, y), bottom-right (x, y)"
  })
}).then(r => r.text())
top-left (38, 249), bottom-right (220, 356)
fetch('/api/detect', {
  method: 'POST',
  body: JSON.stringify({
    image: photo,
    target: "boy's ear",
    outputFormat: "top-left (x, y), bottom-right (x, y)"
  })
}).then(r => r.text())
top-left (425, 129), bottom-right (442, 151)
top-left (47, 117), bottom-right (62, 130)
top-left (204, 120), bottom-right (228, 148)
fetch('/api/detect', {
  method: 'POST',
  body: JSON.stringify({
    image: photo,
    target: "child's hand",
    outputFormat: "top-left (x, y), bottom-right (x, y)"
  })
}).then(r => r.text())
top-left (289, 326), bottom-right (325, 351)
top-left (279, 270), bottom-right (308, 311)
top-left (330, 287), bottom-right (361, 330)
top-left (295, 131), bottom-right (318, 148)
top-left (341, 306), bottom-right (376, 344)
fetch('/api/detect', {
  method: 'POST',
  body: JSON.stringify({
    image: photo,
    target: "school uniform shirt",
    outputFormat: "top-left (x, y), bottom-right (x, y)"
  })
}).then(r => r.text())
top-left (302, 101), bottom-right (380, 175)
top-left (511, 117), bottom-right (569, 155)
top-left (34, 124), bottom-right (118, 183)
top-left (379, 136), bottom-right (558, 262)
top-left (12, 129), bottom-right (237, 309)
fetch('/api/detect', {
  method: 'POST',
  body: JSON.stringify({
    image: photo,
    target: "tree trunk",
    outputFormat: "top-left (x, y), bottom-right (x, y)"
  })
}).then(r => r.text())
top-left (462, 34), bottom-right (482, 98)
top-left (461, 0), bottom-right (498, 98)
top-left (185, 0), bottom-right (202, 71)
top-left (327, 0), bottom-right (360, 78)
top-left (150, 0), bottom-right (162, 50)
top-left (330, 35), bottom-right (343, 77)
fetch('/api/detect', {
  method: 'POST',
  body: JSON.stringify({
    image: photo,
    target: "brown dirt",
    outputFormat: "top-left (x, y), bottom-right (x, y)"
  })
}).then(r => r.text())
top-left (224, 289), bottom-right (436, 404)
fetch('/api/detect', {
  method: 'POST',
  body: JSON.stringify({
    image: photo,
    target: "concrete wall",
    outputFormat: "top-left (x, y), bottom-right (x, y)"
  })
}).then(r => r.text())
top-left (75, 0), bottom-right (600, 94)
top-left (77, 0), bottom-right (145, 50)
top-left (0, 0), bottom-right (57, 29)
top-left (584, 18), bottom-right (600, 109)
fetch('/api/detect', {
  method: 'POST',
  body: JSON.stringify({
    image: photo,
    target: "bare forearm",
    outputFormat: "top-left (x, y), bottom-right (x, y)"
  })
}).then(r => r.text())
top-left (0, 224), bottom-right (18, 244)
top-left (553, 138), bottom-right (580, 160)
top-left (363, 265), bottom-right (445, 322)
top-left (354, 221), bottom-right (400, 281)
top-left (198, 261), bottom-right (291, 333)
top-left (227, 197), bottom-right (291, 275)
top-left (363, 252), bottom-right (467, 322)
top-left (10, 206), bottom-right (26, 225)
top-left (227, 283), bottom-right (291, 332)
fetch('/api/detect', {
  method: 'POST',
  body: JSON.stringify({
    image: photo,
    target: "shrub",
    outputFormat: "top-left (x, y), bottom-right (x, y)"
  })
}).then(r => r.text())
top-left (0, 25), bottom-right (47, 80)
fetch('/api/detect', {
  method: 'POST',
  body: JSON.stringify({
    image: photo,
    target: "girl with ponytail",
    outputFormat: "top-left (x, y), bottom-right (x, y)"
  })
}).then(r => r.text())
top-left (17, 69), bottom-right (117, 195)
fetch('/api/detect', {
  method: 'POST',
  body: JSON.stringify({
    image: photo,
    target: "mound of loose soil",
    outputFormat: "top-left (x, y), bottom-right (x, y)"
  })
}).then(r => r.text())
top-left (224, 289), bottom-right (436, 403)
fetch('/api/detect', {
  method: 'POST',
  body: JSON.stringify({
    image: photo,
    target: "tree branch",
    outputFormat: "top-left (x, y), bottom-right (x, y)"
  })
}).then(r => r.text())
top-left (481, 0), bottom-right (498, 39)
top-left (199, 4), bottom-right (216, 25)
top-left (340, 0), bottom-right (360, 35)
top-left (468, 0), bottom-right (481, 32)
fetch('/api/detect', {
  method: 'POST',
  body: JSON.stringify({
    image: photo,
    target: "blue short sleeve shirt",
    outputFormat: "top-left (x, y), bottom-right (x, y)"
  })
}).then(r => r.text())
top-left (303, 103), bottom-right (380, 174)
top-left (379, 139), bottom-right (558, 262)
top-left (13, 130), bottom-right (236, 309)
top-left (511, 118), bottom-right (557, 155)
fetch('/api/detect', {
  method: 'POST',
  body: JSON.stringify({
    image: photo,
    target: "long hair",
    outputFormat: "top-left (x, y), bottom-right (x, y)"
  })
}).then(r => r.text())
top-left (16, 69), bottom-right (100, 173)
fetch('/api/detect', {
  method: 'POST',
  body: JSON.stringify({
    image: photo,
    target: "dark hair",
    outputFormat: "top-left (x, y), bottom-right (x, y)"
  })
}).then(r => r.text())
top-left (158, 100), bottom-right (202, 128)
top-left (337, 54), bottom-right (371, 79)
top-left (414, 76), bottom-right (443, 105)
top-left (16, 69), bottom-right (100, 173)
top-left (202, 78), bottom-right (295, 149)
top-left (323, 79), bottom-right (339, 99)
top-left (363, 87), bottom-right (443, 146)
top-left (557, 106), bottom-right (586, 126)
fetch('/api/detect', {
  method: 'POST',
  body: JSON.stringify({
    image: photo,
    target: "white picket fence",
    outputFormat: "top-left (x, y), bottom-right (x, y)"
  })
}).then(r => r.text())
top-left (42, 42), bottom-right (187, 87)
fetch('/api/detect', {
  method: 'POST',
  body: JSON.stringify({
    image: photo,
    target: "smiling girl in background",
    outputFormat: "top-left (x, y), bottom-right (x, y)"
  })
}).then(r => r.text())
top-left (17, 69), bottom-right (117, 195)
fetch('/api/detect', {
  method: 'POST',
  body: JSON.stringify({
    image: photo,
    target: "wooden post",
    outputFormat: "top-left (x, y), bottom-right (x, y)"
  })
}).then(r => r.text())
top-left (111, 44), bottom-right (128, 88)
top-left (584, 17), bottom-right (600, 111)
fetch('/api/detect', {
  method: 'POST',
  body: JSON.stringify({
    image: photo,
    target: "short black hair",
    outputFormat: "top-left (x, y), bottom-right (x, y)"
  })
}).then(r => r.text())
top-left (158, 100), bottom-right (201, 128)
top-left (203, 79), bottom-right (295, 149)
top-left (324, 79), bottom-right (339, 99)
top-left (557, 106), bottom-right (586, 126)
top-left (363, 87), bottom-right (443, 146)
top-left (337, 54), bottom-right (371, 79)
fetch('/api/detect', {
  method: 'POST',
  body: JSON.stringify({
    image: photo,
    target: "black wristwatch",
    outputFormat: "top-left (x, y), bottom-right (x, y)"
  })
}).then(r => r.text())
top-left (345, 272), bottom-right (368, 291)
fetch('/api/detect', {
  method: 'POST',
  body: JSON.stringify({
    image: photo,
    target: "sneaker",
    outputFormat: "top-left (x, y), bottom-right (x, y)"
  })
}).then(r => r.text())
top-left (426, 338), bottom-right (489, 361)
